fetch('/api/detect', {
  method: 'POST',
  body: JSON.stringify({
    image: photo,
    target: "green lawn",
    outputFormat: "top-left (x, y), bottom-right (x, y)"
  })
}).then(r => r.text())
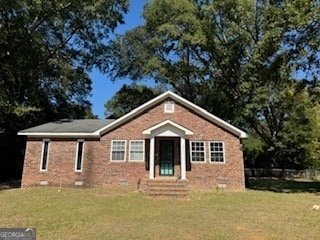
top-left (0, 180), bottom-right (319, 240)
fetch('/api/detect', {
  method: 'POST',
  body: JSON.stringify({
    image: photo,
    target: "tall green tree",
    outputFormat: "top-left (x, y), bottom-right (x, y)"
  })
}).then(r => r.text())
top-left (105, 84), bottom-right (160, 118)
top-left (0, 0), bottom-right (128, 180)
top-left (105, 0), bottom-right (320, 169)
top-left (244, 86), bottom-right (320, 169)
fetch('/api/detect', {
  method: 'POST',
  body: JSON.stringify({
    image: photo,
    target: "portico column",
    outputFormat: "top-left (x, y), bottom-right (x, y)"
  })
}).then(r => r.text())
top-left (149, 137), bottom-right (155, 179)
top-left (180, 137), bottom-right (186, 180)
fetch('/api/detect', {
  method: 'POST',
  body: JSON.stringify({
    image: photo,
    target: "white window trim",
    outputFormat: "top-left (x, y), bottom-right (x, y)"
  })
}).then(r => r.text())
top-left (110, 140), bottom-right (127, 162)
top-left (75, 139), bottom-right (84, 172)
top-left (209, 141), bottom-right (226, 164)
top-left (129, 140), bottom-right (145, 162)
top-left (40, 139), bottom-right (50, 171)
top-left (164, 101), bottom-right (174, 113)
top-left (190, 141), bottom-right (206, 163)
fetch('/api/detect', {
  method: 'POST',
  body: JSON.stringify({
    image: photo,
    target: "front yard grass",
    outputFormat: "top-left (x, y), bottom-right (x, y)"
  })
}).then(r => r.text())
top-left (0, 180), bottom-right (319, 240)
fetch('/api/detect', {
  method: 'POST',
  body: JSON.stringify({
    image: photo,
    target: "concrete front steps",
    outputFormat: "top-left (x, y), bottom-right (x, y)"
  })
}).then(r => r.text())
top-left (147, 178), bottom-right (189, 198)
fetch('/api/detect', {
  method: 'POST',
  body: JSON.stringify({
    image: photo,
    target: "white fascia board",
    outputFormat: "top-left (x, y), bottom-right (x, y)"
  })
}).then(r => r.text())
top-left (97, 91), bottom-right (248, 139)
top-left (142, 120), bottom-right (193, 135)
top-left (17, 132), bottom-right (100, 138)
top-left (97, 91), bottom-right (173, 136)
top-left (168, 93), bottom-right (249, 139)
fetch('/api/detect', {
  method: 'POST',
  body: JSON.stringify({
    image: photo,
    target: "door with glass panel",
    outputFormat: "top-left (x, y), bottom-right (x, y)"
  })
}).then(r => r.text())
top-left (159, 140), bottom-right (174, 176)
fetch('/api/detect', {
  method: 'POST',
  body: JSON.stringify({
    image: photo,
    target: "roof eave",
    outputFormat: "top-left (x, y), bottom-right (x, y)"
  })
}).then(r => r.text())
top-left (98, 91), bottom-right (173, 135)
top-left (166, 93), bottom-right (249, 138)
top-left (142, 120), bottom-right (194, 135)
top-left (197, 110), bottom-right (249, 138)
top-left (98, 91), bottom-right (248, 139)
top-left (17, 132), bottom-right (100, 139)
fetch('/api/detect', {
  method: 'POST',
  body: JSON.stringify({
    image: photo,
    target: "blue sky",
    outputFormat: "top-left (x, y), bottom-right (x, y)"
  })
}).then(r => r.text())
top-left (89, 1), bottom-right (147, 119)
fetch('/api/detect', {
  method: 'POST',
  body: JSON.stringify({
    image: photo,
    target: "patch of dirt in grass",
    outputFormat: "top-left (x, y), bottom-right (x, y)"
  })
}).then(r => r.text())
top-left (236, 225), bottom-right (266, 240)
top-left (250, 235), bottom-right (266, 240)
top-left (236, 225), bottom-right (247, 231)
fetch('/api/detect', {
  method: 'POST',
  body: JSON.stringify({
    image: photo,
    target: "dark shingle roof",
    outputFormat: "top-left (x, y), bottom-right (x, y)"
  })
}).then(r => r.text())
top-left (19, 119), bottom-right (115, 134)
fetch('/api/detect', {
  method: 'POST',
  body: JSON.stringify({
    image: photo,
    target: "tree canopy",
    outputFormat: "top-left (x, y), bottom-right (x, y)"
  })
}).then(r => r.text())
top-left (105, 0), bottom-right (320, 170)
top-left (0, 0), bottom-right (128, 180)
top-left (104, 84), bottom-right (160, 119)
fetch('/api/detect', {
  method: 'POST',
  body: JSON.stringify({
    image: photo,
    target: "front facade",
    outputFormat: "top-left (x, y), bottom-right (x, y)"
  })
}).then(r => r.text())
top-left (19, 91), bottom-right (248, 190)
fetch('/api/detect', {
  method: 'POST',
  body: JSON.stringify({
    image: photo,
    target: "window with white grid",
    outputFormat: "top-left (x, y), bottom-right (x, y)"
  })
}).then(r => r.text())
top-left (111, 140), bottom-right (126, 161)
top-left (209, 141), bottom-right (225, 163)
top-left (190, 141), bottom-right (205, 162)
top-left (129, 140), bottom-right (144, 161)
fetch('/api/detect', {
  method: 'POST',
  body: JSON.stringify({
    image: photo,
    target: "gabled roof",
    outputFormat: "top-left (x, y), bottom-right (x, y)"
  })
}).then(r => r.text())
top-left (18, 91), bottom-right (248, 139)
top-left (98, 91), bottom-right (248, 138)
top-left (18, 119), bottom-right (115, 138)
top-left (143, 120), bottom-right (194, 136)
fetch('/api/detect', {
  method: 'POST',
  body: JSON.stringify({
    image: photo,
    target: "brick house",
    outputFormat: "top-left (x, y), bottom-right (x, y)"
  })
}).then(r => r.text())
top-left (19, 91), bottom-right (248, 192)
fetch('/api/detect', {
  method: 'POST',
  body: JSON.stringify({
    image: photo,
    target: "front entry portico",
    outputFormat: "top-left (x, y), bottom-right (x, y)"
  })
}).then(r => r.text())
top-left (143, 120), bottom-right (193, 180)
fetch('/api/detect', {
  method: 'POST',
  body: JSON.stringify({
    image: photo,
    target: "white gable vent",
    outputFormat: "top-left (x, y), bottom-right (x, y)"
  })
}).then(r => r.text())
top-left (164, 101), bottom-right (174, 113)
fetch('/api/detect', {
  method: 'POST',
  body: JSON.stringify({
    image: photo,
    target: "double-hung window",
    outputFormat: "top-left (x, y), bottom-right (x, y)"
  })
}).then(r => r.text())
top-left (40, 139), bottom-right (50, 171)
top-left (129, 140), bottom-right (144, 161)
top-left (190, 141), bottom-right (205, 162)
top-left (209, 141), bottom-right (225, 163)
top-left (75, 140), bottom-right (84, 172)
top-left (111, 140), bottom-right (126, 161)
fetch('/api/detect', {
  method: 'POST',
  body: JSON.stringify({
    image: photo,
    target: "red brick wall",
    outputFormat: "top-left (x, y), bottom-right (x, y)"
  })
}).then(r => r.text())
top-left (21, 99), bottom-right (245, 190)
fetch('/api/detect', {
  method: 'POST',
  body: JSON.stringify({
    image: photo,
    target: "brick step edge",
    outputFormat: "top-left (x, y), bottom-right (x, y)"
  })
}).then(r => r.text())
top-left (146, 180), bottom-right (189, 198)
top-left (148, 192), bottom-right (188, 198)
